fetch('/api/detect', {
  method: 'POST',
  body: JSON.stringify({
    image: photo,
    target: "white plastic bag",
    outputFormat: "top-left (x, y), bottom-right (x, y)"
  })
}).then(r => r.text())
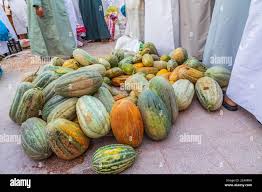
top-left (115, 35), bottom-right (142, 52)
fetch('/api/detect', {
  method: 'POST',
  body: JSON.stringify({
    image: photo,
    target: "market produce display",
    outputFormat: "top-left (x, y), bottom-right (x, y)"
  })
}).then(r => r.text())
top-left (9, 44), bottom-right (230, 174)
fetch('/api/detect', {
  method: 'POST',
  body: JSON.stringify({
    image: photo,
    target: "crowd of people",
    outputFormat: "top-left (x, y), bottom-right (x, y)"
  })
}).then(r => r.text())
top-left (0, 0), bottom-right (261, 124)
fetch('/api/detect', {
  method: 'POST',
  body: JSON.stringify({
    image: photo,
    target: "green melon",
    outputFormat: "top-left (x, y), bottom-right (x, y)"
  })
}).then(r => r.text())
top-left (94, 87), bottom-right (115, 113)
top-left (172, 79), bottom-right (195, 111)
top-left (195, 77), bottom-right (223, 111)
top-left (79, 64), bottom-right (106, 76)
top-left (55, 70), bottom-right (103, 97)
top-left (167, 59), bottom-right (178, 72)
top-left (104, 55), bottom-right (119, 68)
top-left (32, 71), bottom-right (59, 89)
top-left (21, 117), bottom-right (52, 160)
top-left (143, 42), bottom-right (158, 55)
top-left (47, 98), bottom-right (78, 123)
top-left (73, 48), bottom-right (98, 66)
top-left (9, 82), bottom-right (34, 122)
top-left (42, 95), bottom-right (67, 121)
top-left (149, 76), bottom-right (179, 123)
top-left (138, 89), bottom-right (171, 141)
top-left (185, 57), bottom-right (207, 72)
top-left (76, 96), bottom-right (111, 139)
top-left (15, 88), bottom-right (45, 125)
top-left (205, 66), bottom-right (231, 88)
top-left (92, 144), bottom-right (136, 174)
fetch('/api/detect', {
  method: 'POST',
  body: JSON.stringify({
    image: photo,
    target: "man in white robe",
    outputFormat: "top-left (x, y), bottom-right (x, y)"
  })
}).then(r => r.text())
top-left (227, 0), bottom-right (262, 123)
top-left (144, 0), bottom-right (179, 55)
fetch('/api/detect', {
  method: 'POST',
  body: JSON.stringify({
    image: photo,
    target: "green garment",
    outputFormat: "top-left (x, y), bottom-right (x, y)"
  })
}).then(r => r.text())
top-left (27, 0), bottom-right (76, 57)
top-left (79, 0), bottom-right (110, 41)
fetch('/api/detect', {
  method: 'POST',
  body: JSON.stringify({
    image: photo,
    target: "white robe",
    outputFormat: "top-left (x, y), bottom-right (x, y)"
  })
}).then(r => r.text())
top-left (227, 0), bottom-right (262, 122)
top-left (179, 0), bottom-right (215, 60)
top-left (144, 0), bottom-right (180, 55)
top-left (71, 0), bottom-right (84, 25)
top-left (125, 0), bottom-right (145, 41)
top-left (0, 5), bottom-right (17, 55)
top-left (64, 0), bottom-right (77, 43)
top-left (8, 0), bottom-right (27, 35)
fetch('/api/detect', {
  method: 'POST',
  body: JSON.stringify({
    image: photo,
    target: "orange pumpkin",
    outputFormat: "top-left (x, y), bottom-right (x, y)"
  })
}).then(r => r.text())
top-left (111, 100), bottom-right (144, 147)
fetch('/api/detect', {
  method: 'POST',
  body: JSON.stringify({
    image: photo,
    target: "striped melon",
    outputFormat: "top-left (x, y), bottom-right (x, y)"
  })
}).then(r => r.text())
top-left (15, 88), bottom-right (44, 125)
top-left (172, 79), bottom-right (195, 111)
top-left (73, 48), bottom-right (97, 66)
top-left (76, 96), bottom-right (111, 139)
top-left (104, 55), bottom-right (119, 68)
top-left (149, 76), bottom-right (179, 123)
top-left (32, 71), bottom-right (59, 89)
top-left (47, 98), bottom-right (78, 123)
top-left (21, 118), bottom-right (52, 160)
top-left (42, 78), bottom-right (59, 103)
top-left (92, 144), bottom-right (136, 174)
top-left (9, 82), bottom-right (34, 122)
top-left (185, 57), bottom-right (207, 72)
top-left (79, 64), bottom-right (106, 76)
top-left (138, 89), bottom-right (171, 141)
top-left (42, 95), bottom-right (67, 121)
top-left (47, 118), bottom-right (90, 160)
top-left (55, 70), bottom-right (103, 97)
top-left (94, 87), bottom-right (115, 113)
top-left (195, 77), bottom-right (223, 111)
top-left (205, 66), bottom-right (231, 88)
top-left (97, 58), bottom-right (111, 70)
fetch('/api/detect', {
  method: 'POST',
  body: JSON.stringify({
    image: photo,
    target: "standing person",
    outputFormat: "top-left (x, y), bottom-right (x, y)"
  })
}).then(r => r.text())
top-left (71, 0), bottom-right (84, 25)
top-left (0, 5), bottom-right (17, 56)
top-left (27, 0), bottom-right (76, 57)
top-left (105, 6), bottom-right (118, 41)
top-left (64, 0), bottom-right (78, 44)
top-left (144, 0), bottom-right (179, 55)
top-left (202, 0), bottom-right (251, 110)
top-left (203, 0), bottom-right (251, 69)
top-left (79, 0), bottom-right (111, 42)
top-left (179, 0), bottom-right (215, 60)
top-left (7, 0), bottom-right (28, 39)
top-left (125, 0), bottom-right (145, 41)
top-left (227, 0), bottom-right (262, 123)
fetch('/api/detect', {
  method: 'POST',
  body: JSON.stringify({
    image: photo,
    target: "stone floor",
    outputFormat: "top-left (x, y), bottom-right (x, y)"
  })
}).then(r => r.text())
top-left (0, 42), bottom-right (262, 174)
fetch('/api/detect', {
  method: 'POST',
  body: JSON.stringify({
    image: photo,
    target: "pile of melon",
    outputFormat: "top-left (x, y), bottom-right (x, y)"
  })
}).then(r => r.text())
top-left (9, 43), bottom-right (231, 174)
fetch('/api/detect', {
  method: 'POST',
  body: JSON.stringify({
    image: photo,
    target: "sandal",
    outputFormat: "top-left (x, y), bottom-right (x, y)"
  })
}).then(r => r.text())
top-left (223, 94), bottom-right (238, 111)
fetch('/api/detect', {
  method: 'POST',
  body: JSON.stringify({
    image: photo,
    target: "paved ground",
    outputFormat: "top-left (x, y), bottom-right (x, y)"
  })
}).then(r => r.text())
top-left (0, 42), bottom-right (262, 174)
